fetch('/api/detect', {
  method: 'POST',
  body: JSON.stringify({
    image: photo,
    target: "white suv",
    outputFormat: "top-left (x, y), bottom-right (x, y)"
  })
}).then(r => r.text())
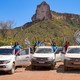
top-left (0, 46), bottom-right (32, 74)
top-left (31, 46), bottom-right (56, 69)
top-left (64, 46), bottom-right (80, 70)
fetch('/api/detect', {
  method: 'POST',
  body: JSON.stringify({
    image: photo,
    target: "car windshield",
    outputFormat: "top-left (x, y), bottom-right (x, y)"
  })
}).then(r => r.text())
top-left (35, 48), bottom-right (52, 53)
top-left (67, 48), bottom-right (80, 53)
top-left (0, 49), bottom-right (13, 55)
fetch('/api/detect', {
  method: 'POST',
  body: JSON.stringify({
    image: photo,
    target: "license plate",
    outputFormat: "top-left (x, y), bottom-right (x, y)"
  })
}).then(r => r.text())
top-left (39, 62), bottom-right (45, 63)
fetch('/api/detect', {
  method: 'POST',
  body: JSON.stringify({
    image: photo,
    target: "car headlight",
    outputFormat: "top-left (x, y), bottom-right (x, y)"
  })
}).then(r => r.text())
top-left (3, 60), bottom-right (10, 64)
top-left (48, 57), bottom-right (53, 61)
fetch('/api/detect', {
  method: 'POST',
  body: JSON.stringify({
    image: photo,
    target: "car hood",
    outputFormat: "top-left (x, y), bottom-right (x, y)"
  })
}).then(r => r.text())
top-left (0, 55), bottom-right (15, 60)
top-left (65, 53), bottom-right (80, 58)
top-left (33, 53), bottom-right (55, 58)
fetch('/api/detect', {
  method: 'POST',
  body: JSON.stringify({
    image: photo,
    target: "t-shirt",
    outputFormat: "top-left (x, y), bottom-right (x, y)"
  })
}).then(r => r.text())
top-left (13, 45), bottom-right (21, 50)
top-left (52, 45), bottom-right (57, 52)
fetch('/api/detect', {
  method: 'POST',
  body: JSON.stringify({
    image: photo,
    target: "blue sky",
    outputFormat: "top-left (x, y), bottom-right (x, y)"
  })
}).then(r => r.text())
top-left (0, 0), bottom-right (80, 28)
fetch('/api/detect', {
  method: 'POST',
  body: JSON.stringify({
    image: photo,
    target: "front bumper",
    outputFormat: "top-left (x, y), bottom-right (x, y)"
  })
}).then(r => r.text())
top-left (31, 60), bottom-right (55, 67)
top-left (64, 59), bottom-right (80, 68)
top-left (0, 63), bottom-right (13, 71)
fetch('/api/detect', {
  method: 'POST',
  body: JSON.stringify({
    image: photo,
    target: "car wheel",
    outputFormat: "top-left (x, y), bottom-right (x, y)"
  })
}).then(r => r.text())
top-left (9, 63), bottom-right (15, 74)
top-left (64, 60), bottom-right (69, 71)
top-left (31, 65), bottom-right (35, 70)
top-left (64, 66), bottom-right (68, 71)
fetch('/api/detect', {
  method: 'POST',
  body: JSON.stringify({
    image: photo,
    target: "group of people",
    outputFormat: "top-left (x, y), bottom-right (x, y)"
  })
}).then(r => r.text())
top-left (13, 39), bottom-right (69, 55)
top-left (33, 39), bottom-right (69, 52)
top-left (33, 40), bottom-right (45, 51)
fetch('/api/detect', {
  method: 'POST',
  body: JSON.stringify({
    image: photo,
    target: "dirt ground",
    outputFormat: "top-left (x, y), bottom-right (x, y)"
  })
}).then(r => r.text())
top-left (0, 62), bottom-right (80, 80)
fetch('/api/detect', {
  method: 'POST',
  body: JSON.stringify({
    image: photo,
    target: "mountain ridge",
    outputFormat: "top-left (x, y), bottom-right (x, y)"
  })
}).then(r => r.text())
top-left (9, 1), bottom-right (80, 46)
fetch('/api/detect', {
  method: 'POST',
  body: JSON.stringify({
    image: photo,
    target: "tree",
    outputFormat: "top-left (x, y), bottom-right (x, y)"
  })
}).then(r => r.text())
top-left (0, 20), bottom-right (14, 38)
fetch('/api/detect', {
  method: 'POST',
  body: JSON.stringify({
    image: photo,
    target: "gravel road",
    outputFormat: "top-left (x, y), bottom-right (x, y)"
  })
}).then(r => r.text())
top-left (0, 62), bottom-right (80, 80)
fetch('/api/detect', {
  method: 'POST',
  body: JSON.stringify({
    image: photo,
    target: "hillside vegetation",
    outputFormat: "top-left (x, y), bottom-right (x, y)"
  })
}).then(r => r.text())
top-left (13, 17), bottom-right (79, 47)
top-left (0, 12), bottom-right (80, 47)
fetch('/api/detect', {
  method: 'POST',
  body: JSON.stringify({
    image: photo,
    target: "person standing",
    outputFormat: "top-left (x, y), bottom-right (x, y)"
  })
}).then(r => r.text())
top-left (51, 40), bottom-right (57, 52)
top-left (64, 41), bottom-right (69, 52)
top-left (33, 39), bottom-right (39, 52)
top-left (13, 41), bottom-right (22, 55)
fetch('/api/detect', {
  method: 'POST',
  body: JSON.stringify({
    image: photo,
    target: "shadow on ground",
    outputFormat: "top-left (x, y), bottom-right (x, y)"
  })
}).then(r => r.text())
top-left (0, 71), bottom-right (11, 76)
top-left (56, 64), bottom-right (80, 74)
top-left (0, 67), bottom-right (25, 75)
top-left (25, 65), bottom-right (56, 71)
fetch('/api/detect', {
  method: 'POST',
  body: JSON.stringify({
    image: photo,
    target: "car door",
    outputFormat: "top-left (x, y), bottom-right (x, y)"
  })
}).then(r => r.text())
top-left (61, 47), bottom-right (66, 62)
top-left (61, 51), bottom-right (65, 62)
top-left (30, 48), bottom-right (34, 59)
top-left (15, 49), bottom-right (30, 66)
top-left (55, 48), bottom-right (62, 62)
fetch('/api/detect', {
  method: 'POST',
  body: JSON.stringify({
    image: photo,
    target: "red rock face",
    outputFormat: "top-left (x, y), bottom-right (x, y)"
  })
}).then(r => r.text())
top-left (32, 1), bottom-right (52, 21)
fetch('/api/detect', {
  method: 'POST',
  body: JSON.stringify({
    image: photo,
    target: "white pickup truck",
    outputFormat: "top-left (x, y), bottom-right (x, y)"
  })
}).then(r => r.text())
top-left (64, 46), bottom-right (80, 71)
top-left (0, 46), bottom-right (33, 74)
top-left (31, 46), bottom-right (56, 69)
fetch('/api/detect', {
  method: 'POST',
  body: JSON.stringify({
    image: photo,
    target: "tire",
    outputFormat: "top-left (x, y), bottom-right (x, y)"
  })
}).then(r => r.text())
top-left (64, 60), bottom-right (68, 71)
top-left (64, 66), bottom-right (68, 71)
top-left (31, 65), bottom-right (35, 70)
top-left (9, 63), bottom-right (15, 74)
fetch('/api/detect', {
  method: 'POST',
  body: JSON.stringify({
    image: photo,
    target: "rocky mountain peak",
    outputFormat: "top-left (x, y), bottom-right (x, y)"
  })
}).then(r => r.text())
top-left (40, 1), bottom-right (48, 5)
top-left (31, 1), bottom-right (52, 22)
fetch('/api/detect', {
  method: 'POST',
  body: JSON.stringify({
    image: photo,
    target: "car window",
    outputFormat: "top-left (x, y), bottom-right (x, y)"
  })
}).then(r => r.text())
top-left (35, 48), bottom-right (52, 53)
top-left (55, 48), bottom-right (63, 53)
top-left (0, 49), bottom-right (13, 55)
top-left (25, 49), bottom-right (29, 54)
top-left (19, 49), bottom-right (29, 55)
top-left (67, 48), bottom-right (80, 53)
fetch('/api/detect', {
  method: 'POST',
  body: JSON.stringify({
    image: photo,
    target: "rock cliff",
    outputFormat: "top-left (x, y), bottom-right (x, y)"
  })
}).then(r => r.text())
top-left (32, 1), bottom-right (52, 21)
